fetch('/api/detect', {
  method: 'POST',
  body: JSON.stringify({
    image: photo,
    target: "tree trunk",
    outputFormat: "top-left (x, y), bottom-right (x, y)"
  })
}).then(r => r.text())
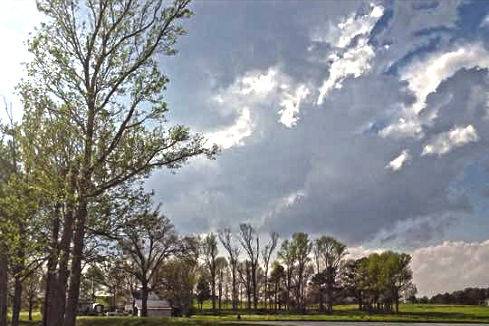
top-left (319, 288), bottom-right (324, 312)
top-left (0, 252), bottom-right (8, 326)
top-left (43, 209), bottom-right (60, 326)
top-left (211, 273), bottom-right (216, 312)
top-left (251, 267), bottom-right (257, 311)
top-left (231, 266), bottom-right (238, 311)
top-left (28, 295), bottom-right (33, 321)
top-left (141, 281), bottom-right (149, 317)
top-left (63, 201), bottom-right (88, 326)
top-left (49, 206), bottom-right (74, 326)
top-left (11, 276), bottom-right (23, 326)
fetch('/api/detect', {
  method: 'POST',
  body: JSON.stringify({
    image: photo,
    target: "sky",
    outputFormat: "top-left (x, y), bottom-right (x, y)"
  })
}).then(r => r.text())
top-left (1, 0), bottom-right (489, 297)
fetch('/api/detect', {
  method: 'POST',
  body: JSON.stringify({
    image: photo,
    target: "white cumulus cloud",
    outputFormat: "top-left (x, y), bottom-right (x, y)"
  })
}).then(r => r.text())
top-left (207, 107), bottom-right (254, 150)
top-left (381, 44), bottom-right (489, 138)
top-left (278, 84), bottom-right (310, 128)
top-left (422, 125), bottom-right (479, 156)
top-left (386, 149), bottom-right (411, 171)
top-left (317, 3), bottom-right (384, 105)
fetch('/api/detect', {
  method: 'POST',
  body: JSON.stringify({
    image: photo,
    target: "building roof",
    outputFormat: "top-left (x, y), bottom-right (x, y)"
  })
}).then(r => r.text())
top-left (134, 299), bottom-right (171, 310)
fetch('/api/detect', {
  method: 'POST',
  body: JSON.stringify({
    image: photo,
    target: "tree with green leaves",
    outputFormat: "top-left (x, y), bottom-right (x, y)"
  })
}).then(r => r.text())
top-left (313, 236), bottom-right (347, 313)
top-left (277, 239), bottom-right (295, 311)
top-left (19, 1), bottom-right (216, 324)
top-left (155, 236), bottom-right (200, 316)
top-left (290, 233), bottom-right (311, 312)
top-left (269, 262), bottom-right (285, 312)
top-left (117, 204), bottom-right (180, 317)
top-left (196, 275), bottom-right (211, 311)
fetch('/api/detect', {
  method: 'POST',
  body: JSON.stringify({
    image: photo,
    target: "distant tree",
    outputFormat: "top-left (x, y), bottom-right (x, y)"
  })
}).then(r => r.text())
top-left (404, 284), bottom-right (418, 304)
top-left (22, 269), bottom-right (42, 321)
top-left (196, 276), bottom-right (211, 311)
top-left (118, 205), bottom-right (180, 317)
top-left (261, 232), bottom-right (279, 310)
top-left (216, 257), bottom-right (228, 313)
top-left (278, 239), bottom-right (296, 311)
top-left (238, 224), bottom-right (260, 311)
top-left (202, 233), bottom-right (218, 312)
top-left (218, 228), bottom-right (240, 311)
top-left (155, 236), bottom-right (200, 316)
top-left (238, 260), bottom-right (253, 311)
top-left (290, 233), bottom-right (312, 312)
top-left (269, 262), bottom-right (285, 311)
top-left (313, 236), bottom-right (347, 313)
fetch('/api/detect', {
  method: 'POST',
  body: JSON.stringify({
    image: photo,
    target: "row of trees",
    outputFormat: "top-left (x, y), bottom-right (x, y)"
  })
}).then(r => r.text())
top-left (0, 0), bottom-right (217, 326)
top-left (428, 288), bottom-right (489, 305)
top-left (197, 229), bottom-right (415, 315)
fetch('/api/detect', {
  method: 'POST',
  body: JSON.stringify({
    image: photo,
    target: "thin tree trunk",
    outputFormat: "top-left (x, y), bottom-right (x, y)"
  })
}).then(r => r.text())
top-left (252, 268), bottom-right (257, 311)
top-left (29, 296), bottom-right (33, 321)
top-left (211, 274), bottom-right (216, 312)
top-left (11, 276), bottom-right (22, 326)
top-left (0, 252), bottom-right (8, 326)
top-left (63, 201), bottom-right (88, 326)
top-left (232, 266), bottom-right (238, 311)
top-left (43, 208), bottom-right (60, 326)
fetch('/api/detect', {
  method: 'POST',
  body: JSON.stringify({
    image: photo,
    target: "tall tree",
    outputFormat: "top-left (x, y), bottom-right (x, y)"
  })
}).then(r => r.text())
top-left (215, 257), bottom-right (228, 313)
top-left (261, 232), bottom-right (279, 310)
top-left (313, 236), bottom-right (347, 313)
top-left (202, 233), bottom-right (218, 312)
top-left (278, 239), bottom-right (295, 311)
top-left (21, 1), bottom-right (216, 325)
top-left (218, 228), bottom-right (240, 311)
top-left (290, 233), bottom-right (311, 312)
top-left (238, 224), bottom-right (260, 311)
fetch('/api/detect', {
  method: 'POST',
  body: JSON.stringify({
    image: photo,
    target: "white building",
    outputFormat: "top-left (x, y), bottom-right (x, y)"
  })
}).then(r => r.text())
top-left (132, 292), bottom-right (172, 317)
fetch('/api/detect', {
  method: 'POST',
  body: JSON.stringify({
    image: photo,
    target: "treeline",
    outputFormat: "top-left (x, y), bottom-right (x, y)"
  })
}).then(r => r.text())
top-left (197, 231), bottom-right (415, 315)
top-left (422, 288), bottom-right (489, 305)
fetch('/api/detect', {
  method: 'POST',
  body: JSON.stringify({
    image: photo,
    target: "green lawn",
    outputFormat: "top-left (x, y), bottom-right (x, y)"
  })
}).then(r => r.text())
top-left (14, 304), bottom-right (489, 325)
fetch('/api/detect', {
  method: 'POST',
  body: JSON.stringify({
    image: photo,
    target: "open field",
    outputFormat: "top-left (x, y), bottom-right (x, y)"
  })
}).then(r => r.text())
top-left (12, 304), bottom-right (489, 325)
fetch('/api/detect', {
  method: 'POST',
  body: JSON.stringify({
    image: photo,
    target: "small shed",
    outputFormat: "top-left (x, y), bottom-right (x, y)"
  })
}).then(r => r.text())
top-left (132, 292), bottom-right (172, 317)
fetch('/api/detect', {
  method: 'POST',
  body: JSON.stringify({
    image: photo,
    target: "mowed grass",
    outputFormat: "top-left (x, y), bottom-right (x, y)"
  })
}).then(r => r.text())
top-left (14, 304), bottom-right (489, 325)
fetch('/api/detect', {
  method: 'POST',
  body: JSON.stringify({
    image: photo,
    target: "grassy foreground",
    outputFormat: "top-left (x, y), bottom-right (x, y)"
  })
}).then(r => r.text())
top-left (15, 304), bottom-right (489, 325)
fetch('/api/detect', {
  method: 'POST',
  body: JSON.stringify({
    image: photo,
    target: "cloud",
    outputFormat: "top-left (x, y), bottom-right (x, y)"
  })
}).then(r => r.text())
top-left (381, 44), bottom-right (489, 138)
top-left (278, 84), bottom-right (310, 128)
top-left (207, 107), bottom-right (254, 149)
top-left (422, 125), bottom-right (479, 156)
top-left (386, 149), bottom-right (411, 171)
top-left (240, 69), bottom-right (278, 96)
top-left (411, 239), bottom-right (489, 296)
top-left (209, 67), bottom-right (311, 140)
top-left (480, 14), bottom-right (489, 28)
top-left (317, 3), bottom-right (384, 105)
top-left (371, 212), bottom-right (460, 248)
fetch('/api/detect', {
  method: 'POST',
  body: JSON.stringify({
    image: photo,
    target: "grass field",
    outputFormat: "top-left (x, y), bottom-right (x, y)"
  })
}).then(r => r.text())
top-left (13, 304), bottom-right (489, 325)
